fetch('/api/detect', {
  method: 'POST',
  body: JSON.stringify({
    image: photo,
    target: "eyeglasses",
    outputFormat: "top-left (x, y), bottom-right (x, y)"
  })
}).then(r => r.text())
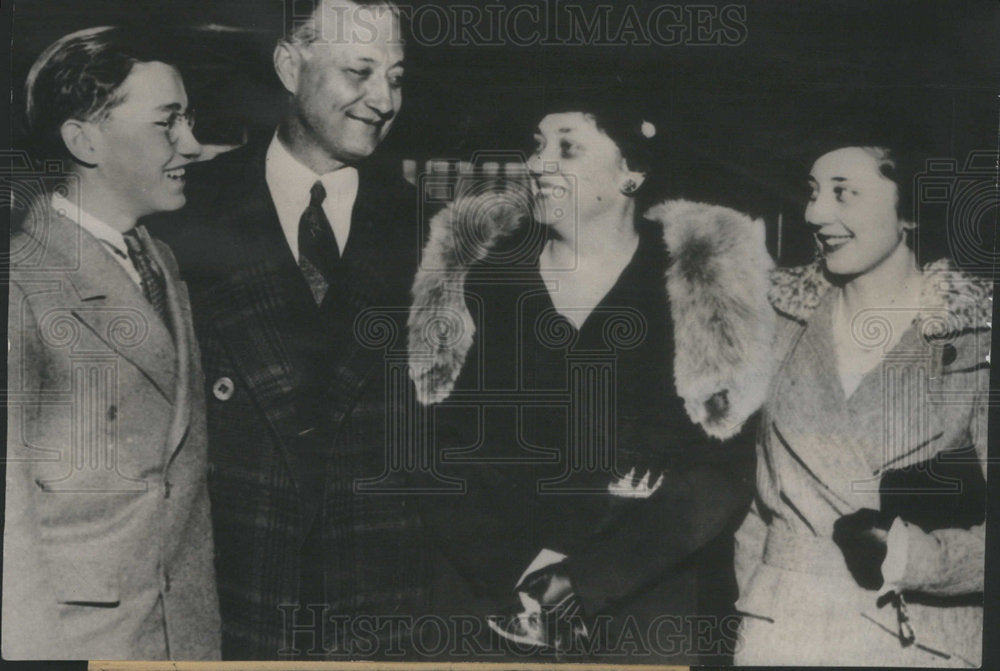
top-left (156, 110), bottom-right (196, 144)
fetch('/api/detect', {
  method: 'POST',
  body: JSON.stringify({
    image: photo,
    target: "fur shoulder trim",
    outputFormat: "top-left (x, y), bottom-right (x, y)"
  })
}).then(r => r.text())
top-left (768, 261), bottom-right (831, 322)
top-left (769, 258), bottom-right (992, 335)
top-left (918, 258), bottom-right (993, 336)
top-left (645, 200), bottom-right (775, 439)
top-left (407, 195), bottom-right (777, 441)
top-left (407, 191), bottom-right (527, 404)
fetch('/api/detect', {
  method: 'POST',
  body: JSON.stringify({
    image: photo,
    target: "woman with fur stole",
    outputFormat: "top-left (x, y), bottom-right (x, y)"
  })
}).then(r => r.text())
top-left (407, 92), bottom-right (774, 664)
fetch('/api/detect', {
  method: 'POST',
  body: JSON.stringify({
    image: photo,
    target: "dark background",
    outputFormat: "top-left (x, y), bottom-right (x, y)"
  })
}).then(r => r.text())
top-left (3, 3), bottom-right (1000, 669)
top-left (8, 0), bottom-right (999, 266)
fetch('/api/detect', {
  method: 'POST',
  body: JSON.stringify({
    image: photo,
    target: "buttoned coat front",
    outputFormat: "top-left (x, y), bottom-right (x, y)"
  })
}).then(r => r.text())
top-left (4, 200), bottom-right (221, 660)
top-left (734, 261), bottom-right (990, 667)
top-left (148, 138), bottom-right (428, 660)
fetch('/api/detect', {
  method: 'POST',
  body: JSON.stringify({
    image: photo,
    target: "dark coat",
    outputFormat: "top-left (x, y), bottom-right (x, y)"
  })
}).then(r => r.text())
top-left (148, 137), bottom-right (429, 660)
top-left (407, 196), bottom-right (775, 664)
top-left (5, 201), bottom-right (220, 660)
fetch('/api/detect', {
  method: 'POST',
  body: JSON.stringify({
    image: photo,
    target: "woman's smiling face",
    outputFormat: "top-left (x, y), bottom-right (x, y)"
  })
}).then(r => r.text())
top-left (805, 146), bottom-right (907, 277)
top-left (527, 112), bottom-right (632, 228)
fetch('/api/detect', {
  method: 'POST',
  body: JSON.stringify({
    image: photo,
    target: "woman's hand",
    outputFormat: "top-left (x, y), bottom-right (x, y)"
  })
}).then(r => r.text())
top-left (539, 571), bottom-right (574, 606)
top-left (521, 566), bottom-right (572, 605)
top-left (832, 508), bottom-right (893, 590)
top-left (493, 566), bottom-right (588, 653)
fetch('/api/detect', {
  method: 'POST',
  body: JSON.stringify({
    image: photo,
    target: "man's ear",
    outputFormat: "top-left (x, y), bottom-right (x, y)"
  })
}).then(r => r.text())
top-left (273, 40), bottom-right (303, 95)
top-left (60, 119), bottom-right (98, 167)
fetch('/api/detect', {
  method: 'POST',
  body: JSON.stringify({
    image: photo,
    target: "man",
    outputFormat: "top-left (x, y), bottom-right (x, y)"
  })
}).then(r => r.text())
top-left (149, 0), bottom-right (426, 659)
top-left (4, 27), bottom-right (220, 659)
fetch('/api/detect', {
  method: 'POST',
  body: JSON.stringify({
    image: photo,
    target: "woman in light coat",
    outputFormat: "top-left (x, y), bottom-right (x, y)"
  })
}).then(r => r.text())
top-left (734, 143), bottom-right (990, 667)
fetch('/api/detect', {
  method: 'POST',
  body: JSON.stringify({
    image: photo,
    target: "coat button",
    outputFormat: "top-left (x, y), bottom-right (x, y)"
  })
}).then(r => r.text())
top-left (106, 405), bottom-right (117, 421)
top-left (212, 376), bottom-right (235, 401)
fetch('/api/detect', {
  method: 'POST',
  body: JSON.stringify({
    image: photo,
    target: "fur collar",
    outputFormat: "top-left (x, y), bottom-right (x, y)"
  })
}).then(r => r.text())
top-left (407, 195), bottom-right (775, 440)
top-left (769, 258), bottom-right (992, 335)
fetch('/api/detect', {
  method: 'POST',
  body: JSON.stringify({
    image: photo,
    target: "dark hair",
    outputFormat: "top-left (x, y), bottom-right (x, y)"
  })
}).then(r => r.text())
top-left (868, 145), bottom-right (919, 225)
top-left (803, 139), bottom-right (949, 263)
top-left (540, 86), bottom-right (657, 180)
top-left (25, 26), bottom-right (176, 162)
top-left (808, 142), bottom-right (918, 224)
top-left (282, 0), bottom-right (402, 45)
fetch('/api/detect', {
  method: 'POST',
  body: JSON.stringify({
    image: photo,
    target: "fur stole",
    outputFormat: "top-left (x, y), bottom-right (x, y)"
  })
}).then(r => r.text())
top-left (407, 194), bottom-right (776, 440)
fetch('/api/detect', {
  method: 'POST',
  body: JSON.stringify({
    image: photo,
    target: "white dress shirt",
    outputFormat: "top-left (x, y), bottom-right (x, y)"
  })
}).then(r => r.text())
top-left (265, 134), bottom-right (359, 262)
top-left (51, 192), bottom-right (143, 286)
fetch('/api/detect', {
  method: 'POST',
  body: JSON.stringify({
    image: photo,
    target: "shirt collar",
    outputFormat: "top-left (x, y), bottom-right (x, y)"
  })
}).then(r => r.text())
top-left (51, 192), bottom-right (130, 259)
top-left (265, 133), bottom-right (359, 258)
top-left (265, 134), bottom-right (359, 207)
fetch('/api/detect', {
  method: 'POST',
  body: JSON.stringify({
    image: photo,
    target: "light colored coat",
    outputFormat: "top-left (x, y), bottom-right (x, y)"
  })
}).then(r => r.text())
top-left (4, 200), bottom-right (221, 660)
top-left (734, 260), bottom-right (990, 667)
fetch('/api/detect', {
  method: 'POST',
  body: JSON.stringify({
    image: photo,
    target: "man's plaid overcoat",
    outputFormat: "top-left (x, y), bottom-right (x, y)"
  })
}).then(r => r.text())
top-left (149, 137), bottom-right (430, 659)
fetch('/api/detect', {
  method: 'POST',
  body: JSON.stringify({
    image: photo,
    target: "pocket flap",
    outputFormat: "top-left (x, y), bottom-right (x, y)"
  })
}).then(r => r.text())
top-left (51, 558), bottom-right (121, 606)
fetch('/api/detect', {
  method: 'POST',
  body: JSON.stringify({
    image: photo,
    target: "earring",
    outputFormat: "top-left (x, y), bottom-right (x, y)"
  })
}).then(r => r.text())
top-left (620, 178), bottom-right (638, 195)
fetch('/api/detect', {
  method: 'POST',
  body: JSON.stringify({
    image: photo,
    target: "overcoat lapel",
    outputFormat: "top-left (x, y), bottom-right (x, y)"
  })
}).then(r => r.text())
top-left (139, 225), bottom-right (191, 464)
top-left (194, 144), bottom-right (413, 496)
top-left (845, 326), bottom-right (948, 475)
top-left (767, 259), bottom-right (992, 513)
top-left (316, 172), bottom-right (405, 421)
top-left (40, 208), bottom-right (178, 402)
top-left (770, 293), bottom-right (879, 511)
top-left (195, 143), bottom-right (325, 491)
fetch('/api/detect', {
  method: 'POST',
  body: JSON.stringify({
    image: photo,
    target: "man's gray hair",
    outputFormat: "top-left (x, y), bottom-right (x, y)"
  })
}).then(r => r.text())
top-left (283, 0), bottom-right (401, 46)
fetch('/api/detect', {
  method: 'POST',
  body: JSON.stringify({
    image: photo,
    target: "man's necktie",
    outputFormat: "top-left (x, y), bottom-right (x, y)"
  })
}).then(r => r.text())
top-left (123, 230), bottom-right (172, 335)
top-left (298, 180), bottom-right (341, 305)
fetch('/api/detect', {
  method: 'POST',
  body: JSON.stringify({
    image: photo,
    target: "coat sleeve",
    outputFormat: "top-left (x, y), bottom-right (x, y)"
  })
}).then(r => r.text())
top-left (3, 281), bottom-right (66, 659)
top-left (893, 366), bottom-right (988, 596)
top-left (414, 417), bottom-right (558, 605)
top-left (564, 420), bottom-right (757, 616)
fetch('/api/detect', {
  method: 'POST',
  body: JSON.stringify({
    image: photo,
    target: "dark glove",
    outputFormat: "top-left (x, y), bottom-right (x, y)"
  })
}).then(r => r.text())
top-left (832, 508), bottom-right (893, 590)
top-left (542, 591), bottom-right (588, 655)
top-left (491, 566), bottom-right (589, 655)
top-left (520, 567), bottom-right (559, 603)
